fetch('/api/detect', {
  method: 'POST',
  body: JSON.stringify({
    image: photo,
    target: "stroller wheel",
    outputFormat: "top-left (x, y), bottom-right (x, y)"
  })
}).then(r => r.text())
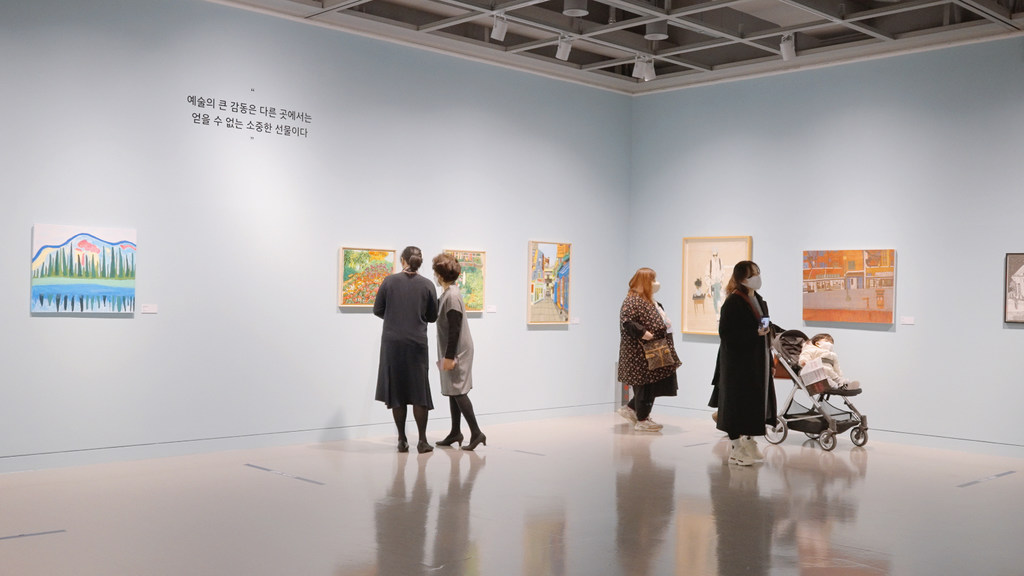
top-left (818, 430), bottom-right (837, 451)
top-left (851, 426), bottom-right (868, 447)
top-left (804, 432), bottom-right (820, 440)
top-left (765, 420), bottom-right (788, 444)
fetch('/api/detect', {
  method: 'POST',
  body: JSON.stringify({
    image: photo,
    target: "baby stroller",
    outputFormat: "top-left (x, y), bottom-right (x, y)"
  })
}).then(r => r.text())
top-left (765, 330), bottom-right (868, 451)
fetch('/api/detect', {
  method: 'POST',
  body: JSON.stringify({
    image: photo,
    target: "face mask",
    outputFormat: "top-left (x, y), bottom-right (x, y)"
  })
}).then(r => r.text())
top-left (817, 341), bottom-right (834, 351)
top-left (651, 281), bottom-right (661, 294)
top-left (743, 275), bottom-right (762, 291)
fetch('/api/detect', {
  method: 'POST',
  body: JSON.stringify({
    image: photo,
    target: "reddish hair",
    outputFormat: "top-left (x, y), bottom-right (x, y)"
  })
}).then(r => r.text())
top-left (628, 268), bottom-right (656, 302)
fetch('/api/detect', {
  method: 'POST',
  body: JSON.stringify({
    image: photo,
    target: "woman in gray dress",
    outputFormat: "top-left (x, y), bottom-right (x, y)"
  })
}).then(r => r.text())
top-left (431, 252), bottom-right (486, 451)
top-left (374, 246), bottom-right (439, 454)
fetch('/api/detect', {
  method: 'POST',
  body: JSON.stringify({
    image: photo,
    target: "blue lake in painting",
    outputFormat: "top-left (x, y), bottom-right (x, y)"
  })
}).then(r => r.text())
top-left (31, 279), bottom-right (135, 314)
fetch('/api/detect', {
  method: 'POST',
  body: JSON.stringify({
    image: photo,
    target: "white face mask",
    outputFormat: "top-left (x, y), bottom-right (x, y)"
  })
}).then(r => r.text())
top-left (817, 341), bottom-right (834, 351)
top-left (651, 281), bottom-right (661, 294)
top-left (742, 275), bottom-right (762, 291)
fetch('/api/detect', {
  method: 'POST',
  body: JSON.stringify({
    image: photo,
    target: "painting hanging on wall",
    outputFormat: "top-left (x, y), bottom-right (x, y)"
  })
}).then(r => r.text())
top-left (527, 241), bottom-right (571, 325)
top-left (31, 224), bottom-right (137, 315)
top-left (444, 249), bottom-right (486, 313)
top-left (339, 247), bottom-right (395, 308)
top-left (681, 236), bottom-right (752, 335)
top-left (803, 249), bottom-right (896, 324)
top-left (1005, 253), bottom-right (1024, 323)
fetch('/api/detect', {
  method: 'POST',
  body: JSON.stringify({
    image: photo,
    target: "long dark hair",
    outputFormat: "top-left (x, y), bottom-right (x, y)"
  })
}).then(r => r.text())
top-left (726, 260), bottom-right (759, 294)
top-left (401, 246), bottom-right (423, 272)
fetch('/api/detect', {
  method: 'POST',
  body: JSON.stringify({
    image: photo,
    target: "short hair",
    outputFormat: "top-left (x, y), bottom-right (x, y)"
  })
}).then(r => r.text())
top-left (432, 252), bottom-right (462, 284)
top-left (811, 333), bottom-right (834, 345)
top-left (628, 267), bottom-right (656, 301)
top-left (401, 246), bottom-right (423, 272)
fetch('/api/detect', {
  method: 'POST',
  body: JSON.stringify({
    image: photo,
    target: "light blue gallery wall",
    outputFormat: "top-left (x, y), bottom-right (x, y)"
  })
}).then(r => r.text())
top-left (0, 0), bottom-right (632, 471)
top-left (629, 36), bottom-right (1024, 446)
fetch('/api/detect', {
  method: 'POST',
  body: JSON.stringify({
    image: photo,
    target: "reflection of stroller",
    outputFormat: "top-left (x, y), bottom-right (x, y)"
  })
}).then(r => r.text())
top-left (766, 330), bottom-right (868, 451)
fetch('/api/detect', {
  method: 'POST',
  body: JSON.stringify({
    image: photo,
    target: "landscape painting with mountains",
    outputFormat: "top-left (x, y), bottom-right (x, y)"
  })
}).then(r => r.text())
top-left (31, 224), bottom-right (137, 315)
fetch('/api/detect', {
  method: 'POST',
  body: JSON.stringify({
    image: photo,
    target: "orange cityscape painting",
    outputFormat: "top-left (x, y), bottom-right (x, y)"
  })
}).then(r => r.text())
top-left (802, 249), bottom-right (895, 324)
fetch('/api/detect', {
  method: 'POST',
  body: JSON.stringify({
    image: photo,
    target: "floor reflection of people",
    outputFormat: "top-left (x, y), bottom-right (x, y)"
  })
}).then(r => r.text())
top-left (375, 453), bottom-right (431, 576)
top-left (616, 439), bottom-right (676, 576)
top-left (708, 461), bottom-right (775, 576)
top-left (431, 449), bottom-right (484, 576)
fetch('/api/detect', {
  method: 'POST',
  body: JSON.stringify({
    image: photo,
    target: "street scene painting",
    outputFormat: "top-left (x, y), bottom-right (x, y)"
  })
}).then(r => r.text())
top-left (681, 236), bottom-right (752, 335)
top-left (339, 247), bottom-right (395, 308)
top-left (527, 241), bottom-right (570, 325)
top-left (1005, 253), bottom-right (1024, 323)
top-left (803, 249), bottom-right (896, 324)
top-left (444, 249), bottom-right (485, 313)
top-left (31, 224), bottom-right (137, 315)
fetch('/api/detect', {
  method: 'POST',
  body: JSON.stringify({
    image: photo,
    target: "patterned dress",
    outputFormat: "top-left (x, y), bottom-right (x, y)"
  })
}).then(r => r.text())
top-left (618, 292), bottom-right (680, 394)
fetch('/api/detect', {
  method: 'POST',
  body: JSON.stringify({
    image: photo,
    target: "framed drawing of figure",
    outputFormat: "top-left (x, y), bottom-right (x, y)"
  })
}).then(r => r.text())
top-left (527, 241), bottom-right (570, 325)
top-left (339, 247), bottom-right (395, 308)
top-left (1006, 253), bottom-right (1024, 323)
top-left (681, 236), bottom-right (752, 335)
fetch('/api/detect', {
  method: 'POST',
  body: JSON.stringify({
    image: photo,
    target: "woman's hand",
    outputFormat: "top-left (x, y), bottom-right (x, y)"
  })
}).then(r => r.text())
top-left (441, 358), bottom-right (456, 371)
top-left (641, 331), bottom-right (654, 341)
top-left (757, 326), bottom-right (770, 336)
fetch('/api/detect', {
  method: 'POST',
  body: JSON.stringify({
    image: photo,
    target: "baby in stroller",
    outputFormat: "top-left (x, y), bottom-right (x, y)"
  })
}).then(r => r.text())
top-left (798, 333), bottom-right (860, 391)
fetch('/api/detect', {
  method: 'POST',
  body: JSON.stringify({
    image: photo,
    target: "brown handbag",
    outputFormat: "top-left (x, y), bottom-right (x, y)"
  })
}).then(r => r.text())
top-left (642, 338), bottom-right (680, 370)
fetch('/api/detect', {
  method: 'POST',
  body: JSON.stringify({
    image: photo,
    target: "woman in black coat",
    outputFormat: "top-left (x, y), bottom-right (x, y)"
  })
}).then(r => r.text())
top-left (374, 246), bottom-right (439, 454)
top-left (711, 260), bottom-right (777, 466)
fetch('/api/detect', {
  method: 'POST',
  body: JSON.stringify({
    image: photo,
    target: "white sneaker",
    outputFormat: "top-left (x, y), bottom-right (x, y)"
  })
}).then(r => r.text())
top-left (728, 440), bottom-right (755, 466)
top-left (617, 405), bottom-right (638, 424)
top-left (741, 436), bottom-right (764, 461)
top-left (634, 419), bottom-right (663, 432)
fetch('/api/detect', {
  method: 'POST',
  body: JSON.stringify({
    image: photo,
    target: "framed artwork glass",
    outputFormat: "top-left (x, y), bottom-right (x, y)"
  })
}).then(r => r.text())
top-left (1005, 253), bottom-right (1024, 323)
top-left (339, 247), bottom-right (395, 308)
top-left (31, 224), bottom-right (137, 315)
top-left (681, 236), bottom-right (752, 335)
top-left (527, 241), bottom-right (570, 325)
top-left (802, 249), bottom-right (896, 324)
top-left (444, 249), bottom-right (486, 313)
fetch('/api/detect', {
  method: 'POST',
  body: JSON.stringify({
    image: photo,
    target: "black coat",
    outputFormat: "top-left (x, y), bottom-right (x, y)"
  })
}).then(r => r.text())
top-left (711, 290), bottom-right (778, 436)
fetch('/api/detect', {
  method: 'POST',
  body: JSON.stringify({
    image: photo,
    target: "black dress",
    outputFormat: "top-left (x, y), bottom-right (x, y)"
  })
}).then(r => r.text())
top-left (373, 271), bottom-right (439, 408)
top-left (712, 290), bottom-right (777, 436)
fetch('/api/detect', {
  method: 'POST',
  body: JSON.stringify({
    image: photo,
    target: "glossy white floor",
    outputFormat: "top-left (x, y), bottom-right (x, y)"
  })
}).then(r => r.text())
top-left (1, 410), bottom-right (1021, 576)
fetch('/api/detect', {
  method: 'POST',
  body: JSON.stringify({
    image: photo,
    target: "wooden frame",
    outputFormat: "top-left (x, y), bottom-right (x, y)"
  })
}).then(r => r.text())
top-left (1006, 253), bottom-right (1024, 323)
top-left (444, 249), bottom-right (486, 313)
top-left (681, 236), bottom-right (752, 335)
top-left (338, 247), bottom-right (396, 308)
top-left (527, 240), bottom-right (571, 325)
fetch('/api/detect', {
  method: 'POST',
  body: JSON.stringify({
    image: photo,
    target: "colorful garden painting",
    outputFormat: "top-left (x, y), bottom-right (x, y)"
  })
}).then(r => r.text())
top-left (339, 247), bottom-right (395, 307)
top-left (444, 249), bottom-right (485, 312)
top-left (31, 224), bottom-right (137, 315)
top-left (803, 249), bottom-right (896, 324)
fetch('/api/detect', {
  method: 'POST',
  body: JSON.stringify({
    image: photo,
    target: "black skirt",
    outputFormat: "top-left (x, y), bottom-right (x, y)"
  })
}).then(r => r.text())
top-left (637, 372), bottom-right (678, 398)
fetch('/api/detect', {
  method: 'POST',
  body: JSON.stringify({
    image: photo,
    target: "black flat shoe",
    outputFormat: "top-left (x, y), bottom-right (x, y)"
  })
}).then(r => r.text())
top-left (435, 432), bottom-right (464, 447)
top-left (417, 440), bottom-right (434, 454)
top-left (463, 432), bottom-right (486, 451)
top-left (397, 440), bottom-right (409, 453)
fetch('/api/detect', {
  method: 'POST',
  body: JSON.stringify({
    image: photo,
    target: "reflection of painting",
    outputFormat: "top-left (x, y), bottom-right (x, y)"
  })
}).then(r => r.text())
top-left (339, 247), bottom-right (395, 307)
top-left (527, 241), bottom-right (570, 324)
top-left (1005, 253), bottom-right (1024, 323)
top-left (31, 224), bottom-right (137, 315)
top-left (681, 236), bottom-right (752, 335)
top-left (444, 249), bottom-right (485, 312)
top-left (803, 249), bottom-right (896, 324)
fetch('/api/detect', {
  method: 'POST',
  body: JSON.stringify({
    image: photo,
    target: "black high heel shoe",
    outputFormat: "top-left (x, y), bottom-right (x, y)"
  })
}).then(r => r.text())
top-left (417, 440), bottom-right (434, 454)
top-left (463, 432), bottom-right (487, 451)
top-left (397, 439), bottom-right (409, 453)
top-left (435, 432), bottom-right (464, 447)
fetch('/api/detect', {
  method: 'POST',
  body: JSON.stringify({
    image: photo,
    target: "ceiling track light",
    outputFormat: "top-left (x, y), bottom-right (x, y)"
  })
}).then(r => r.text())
top-left (555, 35), bottom-right (572, 61)
top-left (631, 56), bottom-right (655, 81)
top-left (644, 20), bottom-right (668, 41)
top-left (491, 14), bottom-right (508, 42)
top-left (563, 0), bottom-right (588, 17)
top-left (780, 33), bottom-right (796, 61)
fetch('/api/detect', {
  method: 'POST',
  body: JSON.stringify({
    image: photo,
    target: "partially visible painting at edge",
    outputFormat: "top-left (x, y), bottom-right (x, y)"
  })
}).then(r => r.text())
top-left (802, 249), bottom-right (896, 324)
top-left (339, 247), bottom-right (396, 308)
top-left (681, 236), bottom-right (752, 335)
top-left (444, 249), bottom-right (486, 313)
top-left (1005, 253), bottom-right (1024, 323)
top-left (527, 241), bottom-right (570, 325)
top-left (31, 224), bottom-right (137, 315)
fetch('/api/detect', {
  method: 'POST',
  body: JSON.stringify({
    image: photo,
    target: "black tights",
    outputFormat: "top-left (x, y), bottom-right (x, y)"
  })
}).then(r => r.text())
top-left (447, 394), bottom-right (480, 436)
top-left (628, 385), bottom-right (655, 421)
top-left (391, 404), bottom-right (429, 443)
